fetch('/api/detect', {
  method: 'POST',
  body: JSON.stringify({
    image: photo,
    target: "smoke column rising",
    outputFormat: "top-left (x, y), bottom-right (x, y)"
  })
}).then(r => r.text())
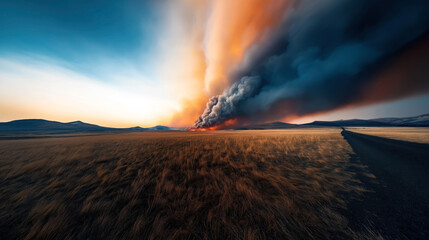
top-left (203, 0), bottom-right (290, 95)
top-left (194, 0), bottom-right (429, 128)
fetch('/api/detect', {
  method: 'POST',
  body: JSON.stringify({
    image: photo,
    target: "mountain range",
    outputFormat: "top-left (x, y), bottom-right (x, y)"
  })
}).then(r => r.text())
top-left (0, 119), bottom-right (175, 134)
top-left (237, 113), bottom-right (429, 129)
top-left (0, 113), bottom-right (428, 134)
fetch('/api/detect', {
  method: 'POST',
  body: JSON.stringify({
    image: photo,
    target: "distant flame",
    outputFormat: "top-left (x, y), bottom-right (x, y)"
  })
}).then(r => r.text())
top-left (188, 126), bottom-right (218, 131)
top-left (189, 118), bottom-right (239, 131)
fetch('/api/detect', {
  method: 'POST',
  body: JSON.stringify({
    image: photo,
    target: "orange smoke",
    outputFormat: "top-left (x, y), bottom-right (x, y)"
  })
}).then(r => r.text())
top-left (167, 0), bottom-right (290, 127)
top-left (169, 94), bottom-right (208, 127)
top-left (172, 1), bottom-right (429, 128)
top-left (215, 118), bottom-right (240, 129)
top-left (204, 0), bottom-right (290, 95)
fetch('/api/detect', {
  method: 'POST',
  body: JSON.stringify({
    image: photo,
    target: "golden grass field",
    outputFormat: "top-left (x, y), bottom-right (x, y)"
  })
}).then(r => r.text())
top-left (346, 127), bottom-right (429, 144)
top-left (0, 129), bottom-right (389, 239)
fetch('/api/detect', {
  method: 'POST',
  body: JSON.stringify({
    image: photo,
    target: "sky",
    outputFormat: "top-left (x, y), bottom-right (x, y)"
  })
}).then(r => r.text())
top-left (1, 0), bottom-right (428, 128)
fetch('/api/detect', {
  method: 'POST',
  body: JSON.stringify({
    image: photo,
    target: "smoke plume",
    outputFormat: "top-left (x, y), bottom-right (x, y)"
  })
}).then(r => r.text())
top-left (194, 0), bottom-right (429, 128)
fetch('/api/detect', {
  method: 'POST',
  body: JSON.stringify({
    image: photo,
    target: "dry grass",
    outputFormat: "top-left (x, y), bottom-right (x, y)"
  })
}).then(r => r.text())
top-left (347, 127), bottom-right (429, 144)
top-left (0, 129), bottom-right (372, 239)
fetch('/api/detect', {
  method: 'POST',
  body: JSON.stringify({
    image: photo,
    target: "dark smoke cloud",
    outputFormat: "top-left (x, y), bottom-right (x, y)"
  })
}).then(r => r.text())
top-left (194, 77), bottom-right (261, 128)
top-left (194, 0), bottom-right (429, 128)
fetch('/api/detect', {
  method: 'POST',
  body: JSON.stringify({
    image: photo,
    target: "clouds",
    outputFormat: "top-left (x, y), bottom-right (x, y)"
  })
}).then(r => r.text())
top-left (203, 0), bottom-right (290, 95)
top-left (194, 0), bottom-right (429, 128)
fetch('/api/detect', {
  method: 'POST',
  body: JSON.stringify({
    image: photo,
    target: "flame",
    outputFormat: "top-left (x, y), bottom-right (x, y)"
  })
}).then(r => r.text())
top-left (188, 126), bottom-right (218, 131)
top-left (189, 118), bottom-right (239, 131)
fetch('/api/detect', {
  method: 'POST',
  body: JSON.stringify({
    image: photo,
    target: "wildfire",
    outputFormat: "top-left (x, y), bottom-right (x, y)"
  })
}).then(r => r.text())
top-left (188, 118), bottom-right (239, 131)
top-left (188, 126), bottom-right (219, 131)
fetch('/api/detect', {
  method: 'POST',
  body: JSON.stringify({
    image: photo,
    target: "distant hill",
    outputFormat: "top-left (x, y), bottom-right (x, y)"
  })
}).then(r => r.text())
top-left (236, 113), bottom-right (429, 129)
top-left (148, 125), bottom-right (171, 130)
top-left (372, 114), bottom-right (429, 126)
top-left (1, 113), bottom-right (428, 134)
top-left (305, 119), bottom-right (394, 127)
top-left (306, 114), bottom-right (429, 127)
top-left (0, 119), bottom-right (107, 133)
top-left (0, 119), bottom-right (174, 134)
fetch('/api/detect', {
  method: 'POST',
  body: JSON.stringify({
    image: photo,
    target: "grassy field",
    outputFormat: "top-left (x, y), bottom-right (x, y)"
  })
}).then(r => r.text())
top-left (0, 129), bottom-right (381, 239)
top-left (347, 127), bottom-right (429, 144)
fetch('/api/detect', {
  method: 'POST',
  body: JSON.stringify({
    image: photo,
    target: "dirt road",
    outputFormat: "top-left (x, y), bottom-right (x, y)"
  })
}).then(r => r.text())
top-left (342, 129), bottom-right (429, 239)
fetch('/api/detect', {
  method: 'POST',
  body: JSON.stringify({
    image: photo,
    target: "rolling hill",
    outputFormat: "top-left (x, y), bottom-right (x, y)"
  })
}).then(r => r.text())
top-left (238, 113), bottom-right (429, 129)
top-left (306, 114), bottom-right (429, 127)
top-left (1, 113), bottom-right (427, 134)
top-left (0, 119), bottom-right (173, 134)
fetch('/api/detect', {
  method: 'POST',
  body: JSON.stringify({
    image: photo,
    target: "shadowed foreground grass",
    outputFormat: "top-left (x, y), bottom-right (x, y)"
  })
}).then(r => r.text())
top-left (0, 129), bottom-right (375, 239)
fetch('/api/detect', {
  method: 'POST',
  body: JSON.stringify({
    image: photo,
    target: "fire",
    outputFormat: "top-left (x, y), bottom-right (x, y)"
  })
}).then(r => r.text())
top-left (188, 126), bottom-right (219, 131)
top-left (188, 118), bottom-right (239, 131)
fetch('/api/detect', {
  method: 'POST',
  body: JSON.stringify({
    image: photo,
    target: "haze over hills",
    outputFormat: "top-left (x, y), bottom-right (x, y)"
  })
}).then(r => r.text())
top-left (372, 114), bottom-right (429, 126)
top-left (237, 114), bottom-right (429, 129)
top-left (0, 119), bottom-right (175, 134)
top-left (306, 114), bottom-right (429, 127)
top-left (0, 114), bottom-right (428, 134)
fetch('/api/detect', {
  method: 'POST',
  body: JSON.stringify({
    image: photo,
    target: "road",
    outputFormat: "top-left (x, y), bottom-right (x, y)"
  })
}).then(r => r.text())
top-left (342, 129), bottom-right (429, 239)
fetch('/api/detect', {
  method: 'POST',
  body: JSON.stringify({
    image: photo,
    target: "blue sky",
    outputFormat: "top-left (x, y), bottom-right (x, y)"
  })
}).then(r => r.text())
top-left (0, 0), bottom-right (160, 76)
